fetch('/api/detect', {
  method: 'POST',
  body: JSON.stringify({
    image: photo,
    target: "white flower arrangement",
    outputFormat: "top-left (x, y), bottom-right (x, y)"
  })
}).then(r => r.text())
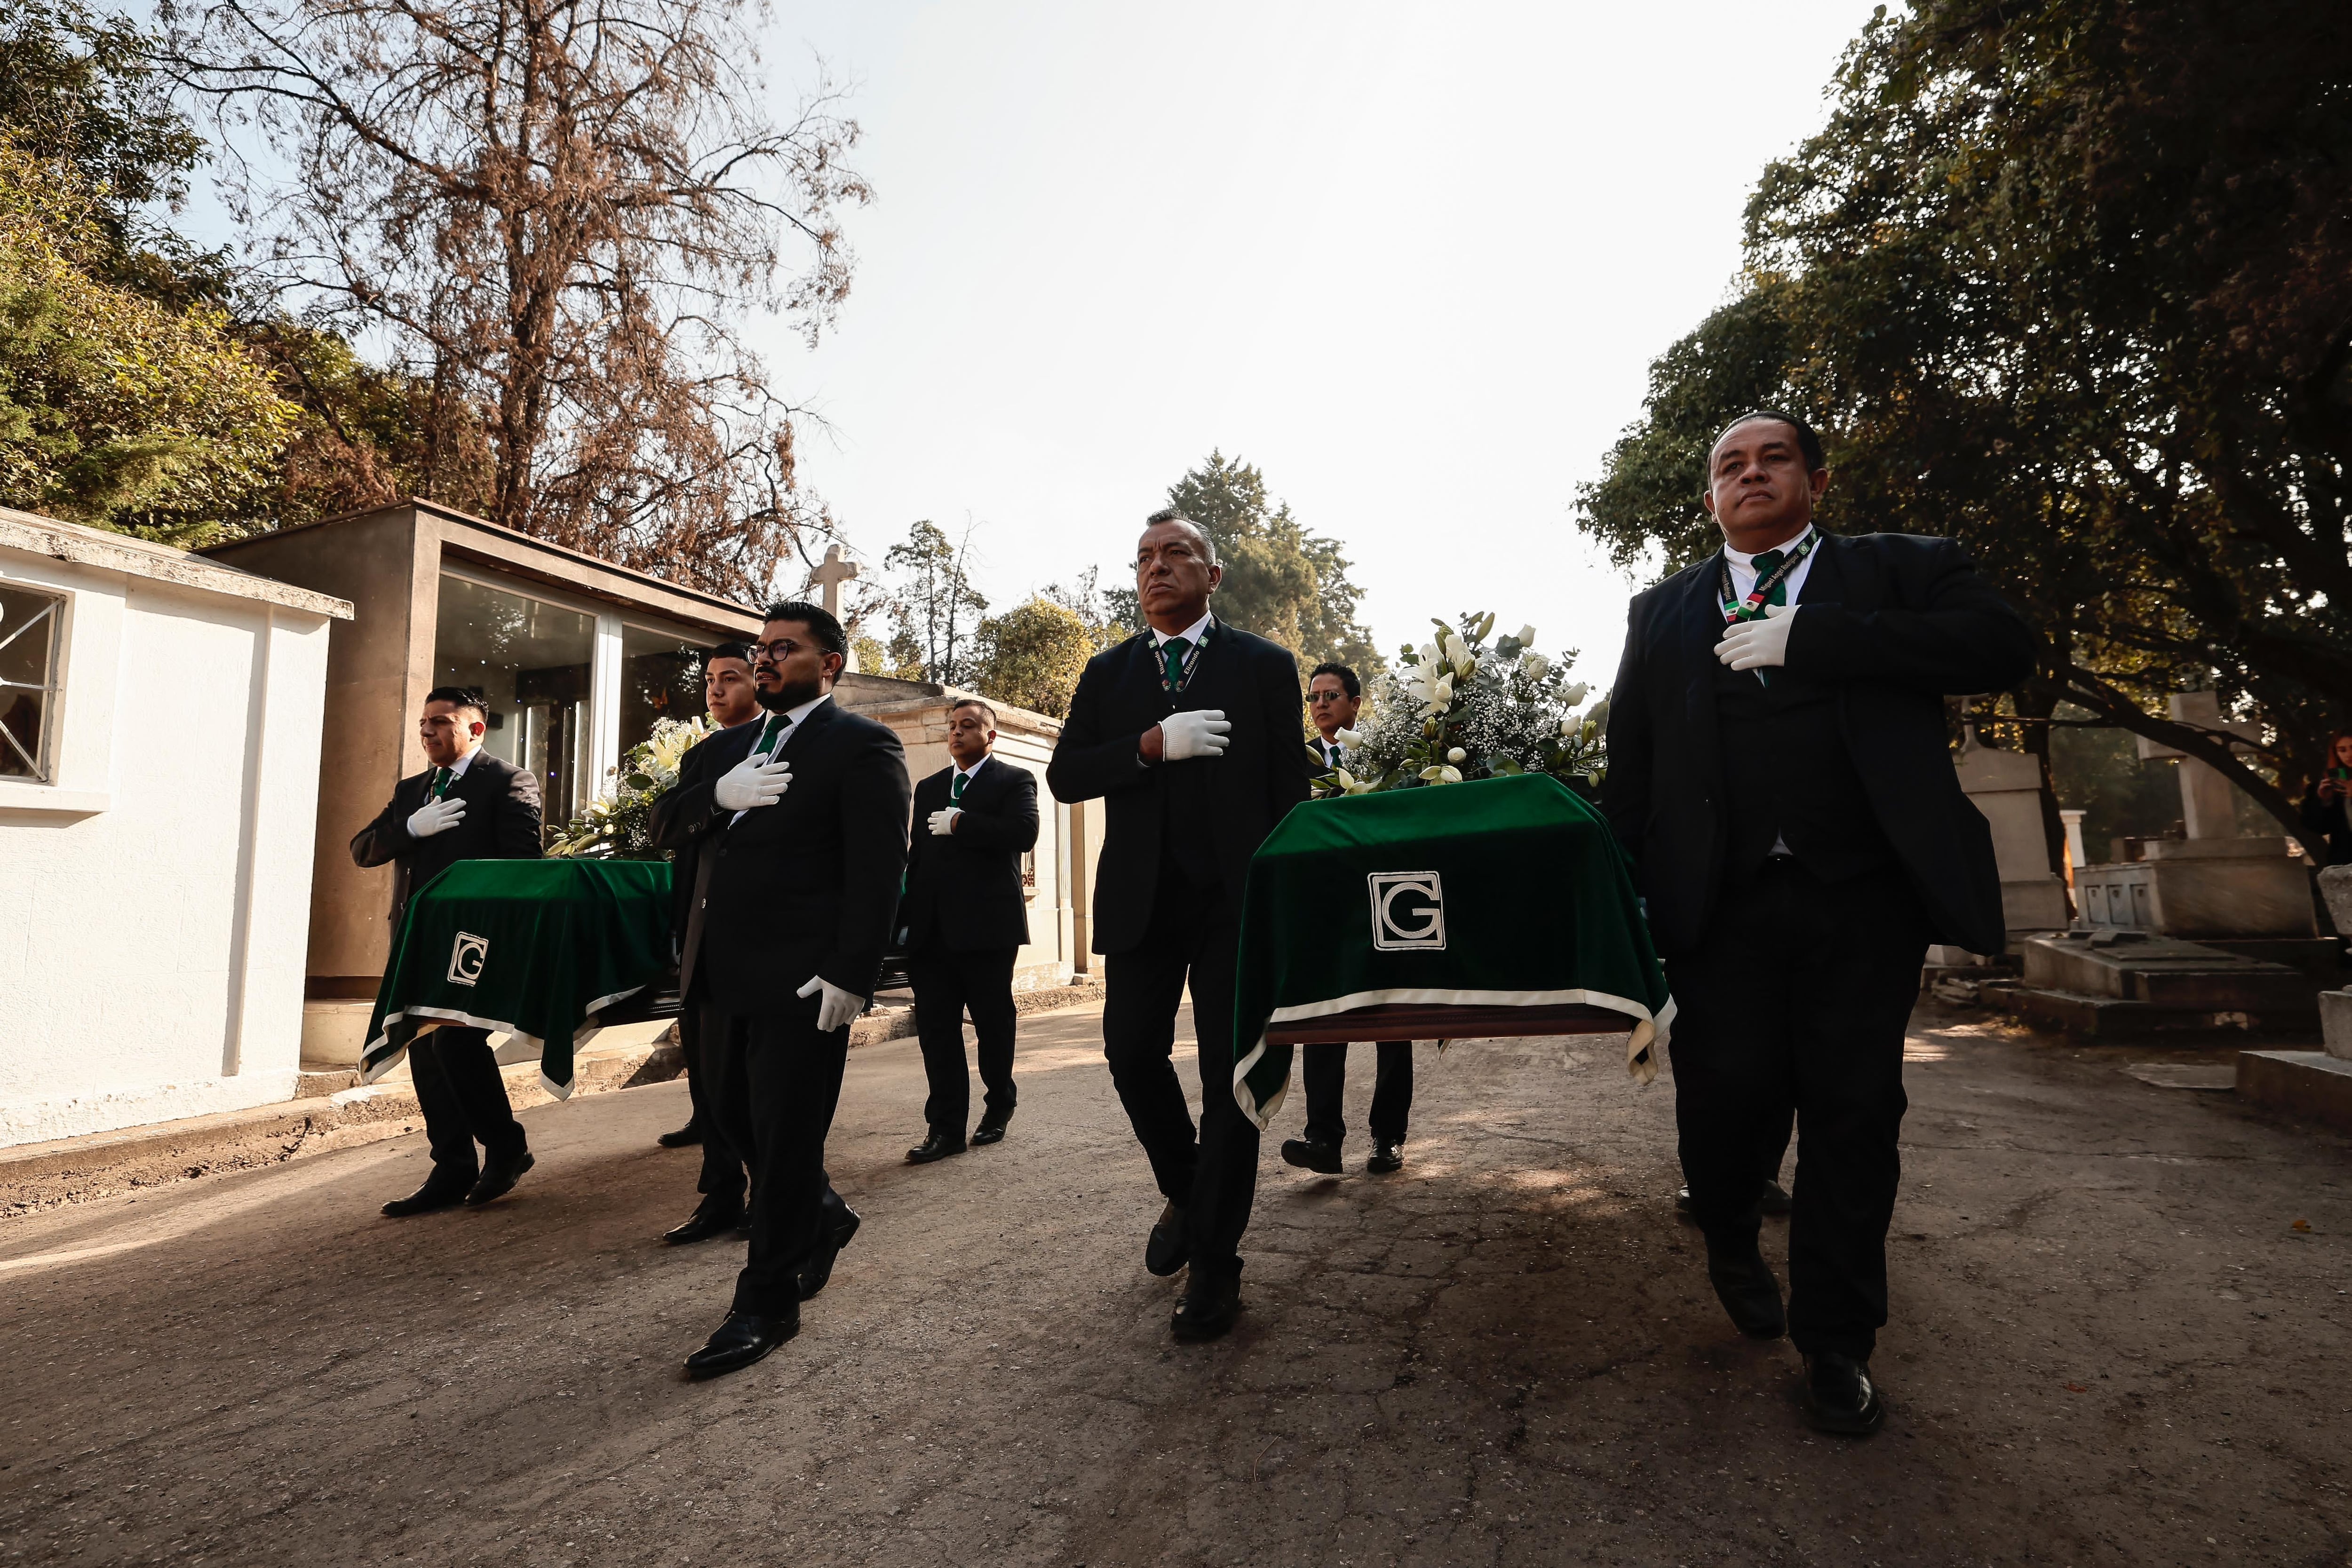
top-left (1315, 612), bottom-right (1608, 798)
top-left (546, 714), bottom-right (716, 858)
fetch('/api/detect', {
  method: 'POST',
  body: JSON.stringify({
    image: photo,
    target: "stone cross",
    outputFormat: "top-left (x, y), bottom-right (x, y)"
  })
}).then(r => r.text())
top-left (810, 544), bottom-right (859, 618)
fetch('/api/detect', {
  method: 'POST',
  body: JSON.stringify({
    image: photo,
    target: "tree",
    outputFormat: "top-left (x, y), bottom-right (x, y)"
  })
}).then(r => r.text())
top-left (0, 139), bottom-right (295, 542)
top-left (1575, 0), bottom-right (2352, 847)
top-left (1164, 451), bottom-right (1382, 676)
top-left (969, 596), bottom-right (1096, 719)
top-left (876, 519), bottom-right (987, 687)
top-left (159, 0), bottom-right (871, 598)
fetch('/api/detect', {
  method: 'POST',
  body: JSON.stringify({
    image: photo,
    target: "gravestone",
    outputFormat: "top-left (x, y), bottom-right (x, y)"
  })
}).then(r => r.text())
top-left (1953, 726), bottom-right (2069, 942)
top-left (2074, 690), bottom-right (2315, 941)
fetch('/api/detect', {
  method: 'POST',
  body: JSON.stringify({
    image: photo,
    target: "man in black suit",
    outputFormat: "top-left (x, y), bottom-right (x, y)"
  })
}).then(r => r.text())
top-left (1600, 410), bottom-right (2036, 1435)
top-left (900, 697), bottom-right (1041, 1164)
top-left (646, 641), bottom-right (763, 1242)
top-left (672, 602), bottom-right (911, 1380)
top-left (1049, 508), bottom-right (1310, 1342)
top-left (1283, 661), bottom-right (1413, 1177)
top-left (351, 685), bottom-right (545, 1216)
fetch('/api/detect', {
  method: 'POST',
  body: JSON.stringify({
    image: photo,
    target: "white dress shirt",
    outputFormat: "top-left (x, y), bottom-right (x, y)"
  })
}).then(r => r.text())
top-left (1149, 611), bottom-right (1214, 654)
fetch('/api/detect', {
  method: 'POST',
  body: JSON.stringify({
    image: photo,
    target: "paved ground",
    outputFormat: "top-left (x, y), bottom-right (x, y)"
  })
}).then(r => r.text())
top-left (3, 1003), bottom-right (2349, 1567)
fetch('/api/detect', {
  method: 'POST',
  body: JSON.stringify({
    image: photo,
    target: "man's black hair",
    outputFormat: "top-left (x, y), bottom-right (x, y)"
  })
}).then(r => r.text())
top-left (1142, 507), bottom-right (1219, 566)
top-left (1709, 410), bottom-right (1826, 474)
top-left (949, 695), bottom-right (999, 726)
top-left (707, 640), bottom-right (755, 666)
top-left (423, 684), bottom-right (488, 716)
top-left (1309, 662), bottom-right (1361, 701)
top-left (759, 601), bottom-right (849, 660)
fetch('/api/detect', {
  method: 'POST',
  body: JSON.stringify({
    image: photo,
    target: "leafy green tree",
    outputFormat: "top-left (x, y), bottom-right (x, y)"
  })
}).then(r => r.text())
top-left (970, 596), bottom-right (1097, 718)
top-left (878, 519), bottom-right (988, 687)
top-left (1164, 451), bottom-right (1382, 677)
top-left (1576, 0), bottom-right (2352, 845)
top-left (0, 140), bottom-right (295, 542)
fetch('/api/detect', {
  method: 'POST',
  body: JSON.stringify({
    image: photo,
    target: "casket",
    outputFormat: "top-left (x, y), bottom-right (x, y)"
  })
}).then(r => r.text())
top-left (363, 859), bottom-right (674, 1096)
top-left (1232, 773), bottom-right (1673, 1126)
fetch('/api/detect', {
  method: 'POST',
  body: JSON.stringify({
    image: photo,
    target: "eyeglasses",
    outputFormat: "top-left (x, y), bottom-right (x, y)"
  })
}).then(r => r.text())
top-left (1309, 690), bottom-right (1347, 704)
top-left (750, 639), bottom-right (809, 662)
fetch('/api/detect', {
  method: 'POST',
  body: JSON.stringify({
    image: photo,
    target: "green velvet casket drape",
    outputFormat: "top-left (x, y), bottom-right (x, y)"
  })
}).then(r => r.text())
top-left (1232, 773), bottom-right (1673, 1128)
top-left (363, 859), bottom-right (673, 1098)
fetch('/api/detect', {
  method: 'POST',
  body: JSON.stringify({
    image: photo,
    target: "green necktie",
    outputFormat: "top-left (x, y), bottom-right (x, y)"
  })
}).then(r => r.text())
top-left (754, 712), bottom-right (790, 760)
top-left (427, 767), bottom-right (452, 800)
top-left (951, 772), bottom-right (967, 803)
top-left (1751, 548), bottom-right (1789, 607)
top-left (1160, 635), bottom-right (1191, 689)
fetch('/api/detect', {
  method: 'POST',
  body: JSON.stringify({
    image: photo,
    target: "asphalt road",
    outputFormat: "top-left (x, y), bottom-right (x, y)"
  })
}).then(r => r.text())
top-left (2, 1003), bottom-right (2348, 1567)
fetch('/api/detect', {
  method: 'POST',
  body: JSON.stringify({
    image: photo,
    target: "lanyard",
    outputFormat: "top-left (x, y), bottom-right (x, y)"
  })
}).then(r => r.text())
top-left (1158, 623), bottom-right (1209, 697)
top-left (1718, 531), bottom-right (1820, 624)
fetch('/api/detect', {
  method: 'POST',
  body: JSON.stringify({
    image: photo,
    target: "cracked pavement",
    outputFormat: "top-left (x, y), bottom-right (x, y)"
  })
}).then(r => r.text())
top-left (2, 1003), bottom-right (2348, 1566)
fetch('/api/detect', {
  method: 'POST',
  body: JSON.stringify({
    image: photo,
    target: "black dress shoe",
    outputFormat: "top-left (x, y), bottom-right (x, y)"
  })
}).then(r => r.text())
top-left (1145, 1201), bottom-right (1188, 1277)
top-left (381, 1178), bottom-right (471, 1218)
top-left (1802, 1353), bottom-right (1886, 1435)
top-left (664, 1202), bottom-right (745, 1245)
top-left (797, 1205), bottom-right (861, 1300)
top-left (970, 1109), bottom-right (1013, 1146)
top-left (1171, 1272), bottom-right (1241, 1342)
top-left (1366, 1142), bottom-right (1404, 1174)
top-left (657, 1120), bottom-right (702, 1149)
top-left (1760, 1179), bottom-right (1793, 1217)
top-left (905, 1129), bottom-right (967, 1164)
top-left (1280, 1138), bottom-right (1343, 1175)
top-left (1704, 1236), bottom-right (1788, 1339)
top-left (684, 1309), bottom-right (799, 1381)
top-left (464, 1148), bottom-right (534, 1207)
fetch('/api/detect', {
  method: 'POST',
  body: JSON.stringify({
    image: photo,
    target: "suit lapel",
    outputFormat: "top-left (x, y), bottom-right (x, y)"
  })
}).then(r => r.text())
top-left (1678, 557), bottom-right (1726, 786)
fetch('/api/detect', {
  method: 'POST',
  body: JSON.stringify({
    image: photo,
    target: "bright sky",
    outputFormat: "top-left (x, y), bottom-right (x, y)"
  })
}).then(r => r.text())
top-left (762, 0), bottom-right (1875, 688)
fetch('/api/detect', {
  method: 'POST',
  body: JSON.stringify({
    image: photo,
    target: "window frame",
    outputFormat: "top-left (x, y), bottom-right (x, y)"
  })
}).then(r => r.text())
top-left (0, 581), bottom-right (65, 784)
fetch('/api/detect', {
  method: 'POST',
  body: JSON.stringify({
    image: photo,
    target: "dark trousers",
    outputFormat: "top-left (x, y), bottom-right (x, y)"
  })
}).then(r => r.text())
top-left (1667, 860), bottom-right (1929, 1360)
top-left (410, 1026), bottom-right (525, 1182)
top-left (682, 998), bottom-right (747, 1210)
top-left (711, 990), bottom-right (854, 1315)
top-left (1101, 872), bottom-right (1258, 1280)
top-left (1302, 1040), bottom-right (1413, 1148)
top-left (908, 942), bottom-right (1019, 1134)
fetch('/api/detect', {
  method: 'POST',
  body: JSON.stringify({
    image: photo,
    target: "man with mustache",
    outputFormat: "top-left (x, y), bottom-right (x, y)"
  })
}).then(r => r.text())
top-left (663, 602), bottom-right (911, 1379)
top-left (1049, 507), bottom-right (1310, 1342)
top-left (1600, 411), bottom-right (2034, 1434)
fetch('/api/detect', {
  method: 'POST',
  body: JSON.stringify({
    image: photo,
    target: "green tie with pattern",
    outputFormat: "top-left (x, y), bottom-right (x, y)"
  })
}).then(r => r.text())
top-left (1160, 635), bottom-right (1190, 689)
top-left (951, 771), bottom-right (967, 804)
top-left (427, 767), bottom-right (452, 800)
top-left (1749, 549), bottom-right (1786, 688)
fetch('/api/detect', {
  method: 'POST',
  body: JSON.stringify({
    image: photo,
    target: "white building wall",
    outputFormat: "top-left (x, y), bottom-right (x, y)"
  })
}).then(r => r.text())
top-left (0, 524), bottom-right (342, 1146)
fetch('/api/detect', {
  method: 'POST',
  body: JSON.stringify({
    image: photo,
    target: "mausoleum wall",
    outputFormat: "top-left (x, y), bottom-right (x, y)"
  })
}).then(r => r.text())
top-left (0, 508), bottom-right (350, 1146)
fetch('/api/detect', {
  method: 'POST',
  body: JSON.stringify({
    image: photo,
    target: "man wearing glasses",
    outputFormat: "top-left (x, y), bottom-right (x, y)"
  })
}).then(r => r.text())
top-left (1283, 662), bottom-right (1414, 1178)
top-left (668, 602), bottom-right (911, 1380)
top-left (1049, 508), bottom-right (1311, 1343)
top-left (351, 685), bottom-right (545, 1217)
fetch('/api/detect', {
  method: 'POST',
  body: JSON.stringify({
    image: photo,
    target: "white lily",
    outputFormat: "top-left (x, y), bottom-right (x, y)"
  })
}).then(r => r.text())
top-left (1522, 652), bottom-right (1550, 682)
top-left (1418, 764), bottom-right (1464, 785)
top-left (1561, 681), bottom-right (1589, 706)
top-left (1335, 767), bottom-right (1377, 795)
top-left (1517, 624), bottom-right (1537, 645)
top-left (1417, 641), bottom-right (1440, 667)
top-left (1446, 746), bottom-right (1466, 764)
top-left (1559, 715), bottom-right (1578, 737)
top-left (1335, 727), bottom-right (1363, 749)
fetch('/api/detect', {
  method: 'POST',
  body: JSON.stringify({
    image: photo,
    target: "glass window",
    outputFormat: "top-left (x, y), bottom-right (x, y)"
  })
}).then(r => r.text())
top-left (0, 582), bottom-right (64, 782)
top-left (620, 623), bottom-right (711, 753)
top-left (434, 574), bottom-right (596, 830)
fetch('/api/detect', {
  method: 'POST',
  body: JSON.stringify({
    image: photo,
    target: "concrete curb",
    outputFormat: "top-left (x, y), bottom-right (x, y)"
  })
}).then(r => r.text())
top-left (1, 981), bottom-right (1106, 1218)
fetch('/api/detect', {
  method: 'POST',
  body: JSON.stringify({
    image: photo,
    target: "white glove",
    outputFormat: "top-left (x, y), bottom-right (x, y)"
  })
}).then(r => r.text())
top-left (927, 807), bottom-right (962, 837)
top-left (1159, 708), bottom-right (1233, 761)
top-left (714, 753), bottom-right (793, 811)
top-left (796, 974), bottom-right (865, 1032)
top-left (406, 796), bottom-right (468, 839)
top-left (1716, 602), bottom-right (1799, 672)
